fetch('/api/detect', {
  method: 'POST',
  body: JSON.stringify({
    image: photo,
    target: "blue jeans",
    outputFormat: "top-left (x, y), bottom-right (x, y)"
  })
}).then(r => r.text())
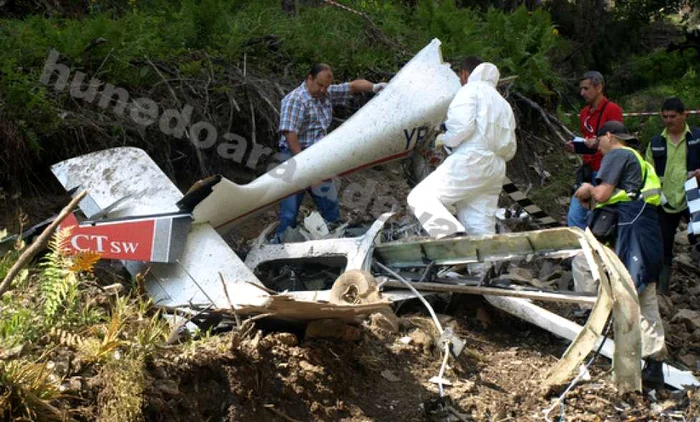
top-left (275, 151), bottom-right (340, 239)
top-left (567, 171), bottom-right (597, 229)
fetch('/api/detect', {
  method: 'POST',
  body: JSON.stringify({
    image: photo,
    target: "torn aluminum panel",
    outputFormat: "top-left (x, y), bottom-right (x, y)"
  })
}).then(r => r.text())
top-left (591, 232), bottom-right (642, 392)
top-left (125, 223), bottom-right (267, 309)
top-left (486, 296), bottom-right (699, 390)
top-left (51, 147), bottom-right (183, 218)
top-left (543, 230), bottom-right (614, 390)
top-left (374, 226), bottom-right (583, 267)
top-left (230, 294), bottom-right (391, 324)
top-left (379, 279), bottom-right (597, 305)
top-left (189, 39), bottom-right (461, 234)
top-left (50, 147), bottom-right (269, 309)
top-left (375, 226), bottom-right (698, 391)
top-left (244, 212), bottom-right (394, 303)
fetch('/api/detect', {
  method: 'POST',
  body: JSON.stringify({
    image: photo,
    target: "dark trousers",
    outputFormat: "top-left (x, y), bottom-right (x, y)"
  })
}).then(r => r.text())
top-left (275, 150), bottom-right (340, 239)
top-left (658, 208), bottom-right (690, 266)
top-left (616, 202), bottom-right (663, 290)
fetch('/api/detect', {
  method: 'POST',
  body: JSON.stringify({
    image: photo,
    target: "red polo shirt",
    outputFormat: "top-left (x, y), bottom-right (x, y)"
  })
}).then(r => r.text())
top-left (579, 97), bottom-right (624, 171)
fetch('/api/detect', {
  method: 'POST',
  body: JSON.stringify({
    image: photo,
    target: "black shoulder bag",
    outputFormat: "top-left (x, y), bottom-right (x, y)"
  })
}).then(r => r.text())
top-left (587, 151), bottom-right (647, 242)
top-left (586, 205), bottom-right (618, 242)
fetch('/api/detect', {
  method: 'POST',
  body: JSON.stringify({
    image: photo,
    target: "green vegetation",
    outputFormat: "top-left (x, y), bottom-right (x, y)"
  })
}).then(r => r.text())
top-left (0, 0), bottom-right (697, 208)
top-left (0, 0), bottom-right (562, 90)
top-left (618, 49), bottom-right (700, 145)
top-left (0, 0), bottom-right (564, 191)
top-left (1, 0), bottom-right (698, 198)
top-left (0, 229), bottom-right (169, 421)
top-left (0, 359), bottom-right (65, 421)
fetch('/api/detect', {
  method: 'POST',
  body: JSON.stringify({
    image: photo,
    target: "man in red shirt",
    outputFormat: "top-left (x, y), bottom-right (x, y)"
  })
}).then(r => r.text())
top-left (566, 71), bottom-right (624, 228)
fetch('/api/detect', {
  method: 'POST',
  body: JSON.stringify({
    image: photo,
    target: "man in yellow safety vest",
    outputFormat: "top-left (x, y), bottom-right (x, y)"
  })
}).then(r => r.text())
top-left (573, 120), bottom-right (666, 390)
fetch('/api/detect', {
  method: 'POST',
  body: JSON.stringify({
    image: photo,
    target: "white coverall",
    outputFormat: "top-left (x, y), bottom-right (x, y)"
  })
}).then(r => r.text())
top-left (408, 63), bottom-right (517, 238)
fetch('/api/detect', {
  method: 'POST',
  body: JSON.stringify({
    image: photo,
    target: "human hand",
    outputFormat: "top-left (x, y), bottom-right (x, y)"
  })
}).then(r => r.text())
top-left (565, 141), bottom-right (574, 153)
top-left (372, 82), bottom-right (387, 93)
top-left (574, 183), bottom-right (593, 200)
top-left (435, 134), bottom-right (446, 149)
top-left (584, 137), bottom-right (599, 149)
top-left (688, 169), bottom-right (700, 181)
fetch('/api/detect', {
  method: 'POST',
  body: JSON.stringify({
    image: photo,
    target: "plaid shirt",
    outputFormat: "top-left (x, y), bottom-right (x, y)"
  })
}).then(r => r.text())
top-left (278, 81), bottom-right (351, 150)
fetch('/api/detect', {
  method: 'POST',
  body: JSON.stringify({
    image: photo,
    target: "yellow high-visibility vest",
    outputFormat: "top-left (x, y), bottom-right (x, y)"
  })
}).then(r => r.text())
top-left (596, 147), bottom-right (662, 208)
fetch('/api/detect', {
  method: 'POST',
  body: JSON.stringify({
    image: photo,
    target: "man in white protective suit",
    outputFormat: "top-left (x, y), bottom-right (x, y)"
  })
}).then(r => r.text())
top-left (407, 57), bottom-right (517, 238)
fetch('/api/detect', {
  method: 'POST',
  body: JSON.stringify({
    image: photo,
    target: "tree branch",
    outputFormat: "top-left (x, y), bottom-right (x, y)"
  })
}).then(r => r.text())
top-left (0, 190), bottom-right (87, 297)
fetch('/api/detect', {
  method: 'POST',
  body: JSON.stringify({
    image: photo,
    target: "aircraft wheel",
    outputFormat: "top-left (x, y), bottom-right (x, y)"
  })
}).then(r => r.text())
top-left (330, 270), bottom-right (381, 305)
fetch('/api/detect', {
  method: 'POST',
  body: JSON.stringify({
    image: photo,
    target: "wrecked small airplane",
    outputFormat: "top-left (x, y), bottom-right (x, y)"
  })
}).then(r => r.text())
top-left (5, 39), bottom-right (698, 390)
top-left (48, 39), bottom-right (459, 313)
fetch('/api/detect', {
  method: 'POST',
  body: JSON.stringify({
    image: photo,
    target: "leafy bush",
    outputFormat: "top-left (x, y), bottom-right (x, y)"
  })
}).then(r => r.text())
top-left (620, 71), bottom-right (700, 150)
top-left (482, 6), bottom-right (559, 95)
top-left (610, 44), bottom-right (700, 146)
top-left (0, 0), bottom-right (562, 193)
top-left (410, 1), bottom-right (561, 95)
top-left (620, 48), bottom-right (699, 94)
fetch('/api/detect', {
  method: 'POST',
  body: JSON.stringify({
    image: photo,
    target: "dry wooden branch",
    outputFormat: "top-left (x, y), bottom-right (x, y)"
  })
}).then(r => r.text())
top-left (675, 255), bottom-right (700, 275)
top-left (24, 390), bottom-right (66, 421)
top-left (146, 56), bottom-right (208, 177)
top-left (263, 404), bottom-right (302, 422)
top-left (248, 93), bottom-right (257, 146)
top-left (0, 190), bottom-right (87, 297)
top-left (513, 92), bottom-right (575, 146)
top-left (220, 272), bottom-right (241, 328)
top-left (82, 37), bottom-right (108, 53)
top-left (94, 47), bottom-right (114, 76)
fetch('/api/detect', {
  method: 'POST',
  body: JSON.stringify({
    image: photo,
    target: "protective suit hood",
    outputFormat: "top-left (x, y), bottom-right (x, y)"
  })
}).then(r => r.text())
top-left (467, 63), bottom-right (500, 87)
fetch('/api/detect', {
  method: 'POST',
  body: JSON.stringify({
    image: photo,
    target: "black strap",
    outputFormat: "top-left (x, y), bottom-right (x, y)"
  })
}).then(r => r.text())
top-left (629, 164), bottom-right (647, 201)
top-left (626, 148), bottom-right (647, 201)
top-left (575, 101), bottom-right (611, 156)
top-left (594, 100), bottom-right (609, 134)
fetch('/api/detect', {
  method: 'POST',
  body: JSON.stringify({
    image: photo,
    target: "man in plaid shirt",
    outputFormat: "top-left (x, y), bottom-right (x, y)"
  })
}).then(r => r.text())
top-left (275, 63), bottom-right (385, 241)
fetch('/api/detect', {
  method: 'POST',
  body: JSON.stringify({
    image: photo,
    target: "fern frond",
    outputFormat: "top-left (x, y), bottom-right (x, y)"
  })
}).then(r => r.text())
top-left (48, 327), bottom-right (85, 348)
top-left (46, 227), bottom-right (72, 257)
top-left (40, 227), bottom-right (78, 325)
top-left (68, 250), bottom-right (101, 273)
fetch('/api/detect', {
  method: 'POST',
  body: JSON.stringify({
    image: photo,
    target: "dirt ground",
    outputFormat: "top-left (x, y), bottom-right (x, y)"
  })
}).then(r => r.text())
top-left (147, 163), bottom-right (700, 421)
top-left (4, 162), bottom-right (700, 421)
top-left (139, 294), bottom-right (700, 421)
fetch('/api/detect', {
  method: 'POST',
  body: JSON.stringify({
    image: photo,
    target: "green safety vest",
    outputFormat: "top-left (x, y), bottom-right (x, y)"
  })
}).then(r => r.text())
top-left (596, 147), bottom-right (662, 208)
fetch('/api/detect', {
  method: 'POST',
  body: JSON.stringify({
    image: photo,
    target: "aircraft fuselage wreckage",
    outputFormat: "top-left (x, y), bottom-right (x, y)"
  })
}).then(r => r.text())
top-left (7, 40), bottom-right (697, 391)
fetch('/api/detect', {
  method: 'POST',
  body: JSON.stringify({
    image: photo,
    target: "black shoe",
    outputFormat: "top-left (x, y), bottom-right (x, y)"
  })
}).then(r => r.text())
top-left (642, 359), bottom-right (664, 390)
top-left (572, 309), bottom-right (591, 320)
